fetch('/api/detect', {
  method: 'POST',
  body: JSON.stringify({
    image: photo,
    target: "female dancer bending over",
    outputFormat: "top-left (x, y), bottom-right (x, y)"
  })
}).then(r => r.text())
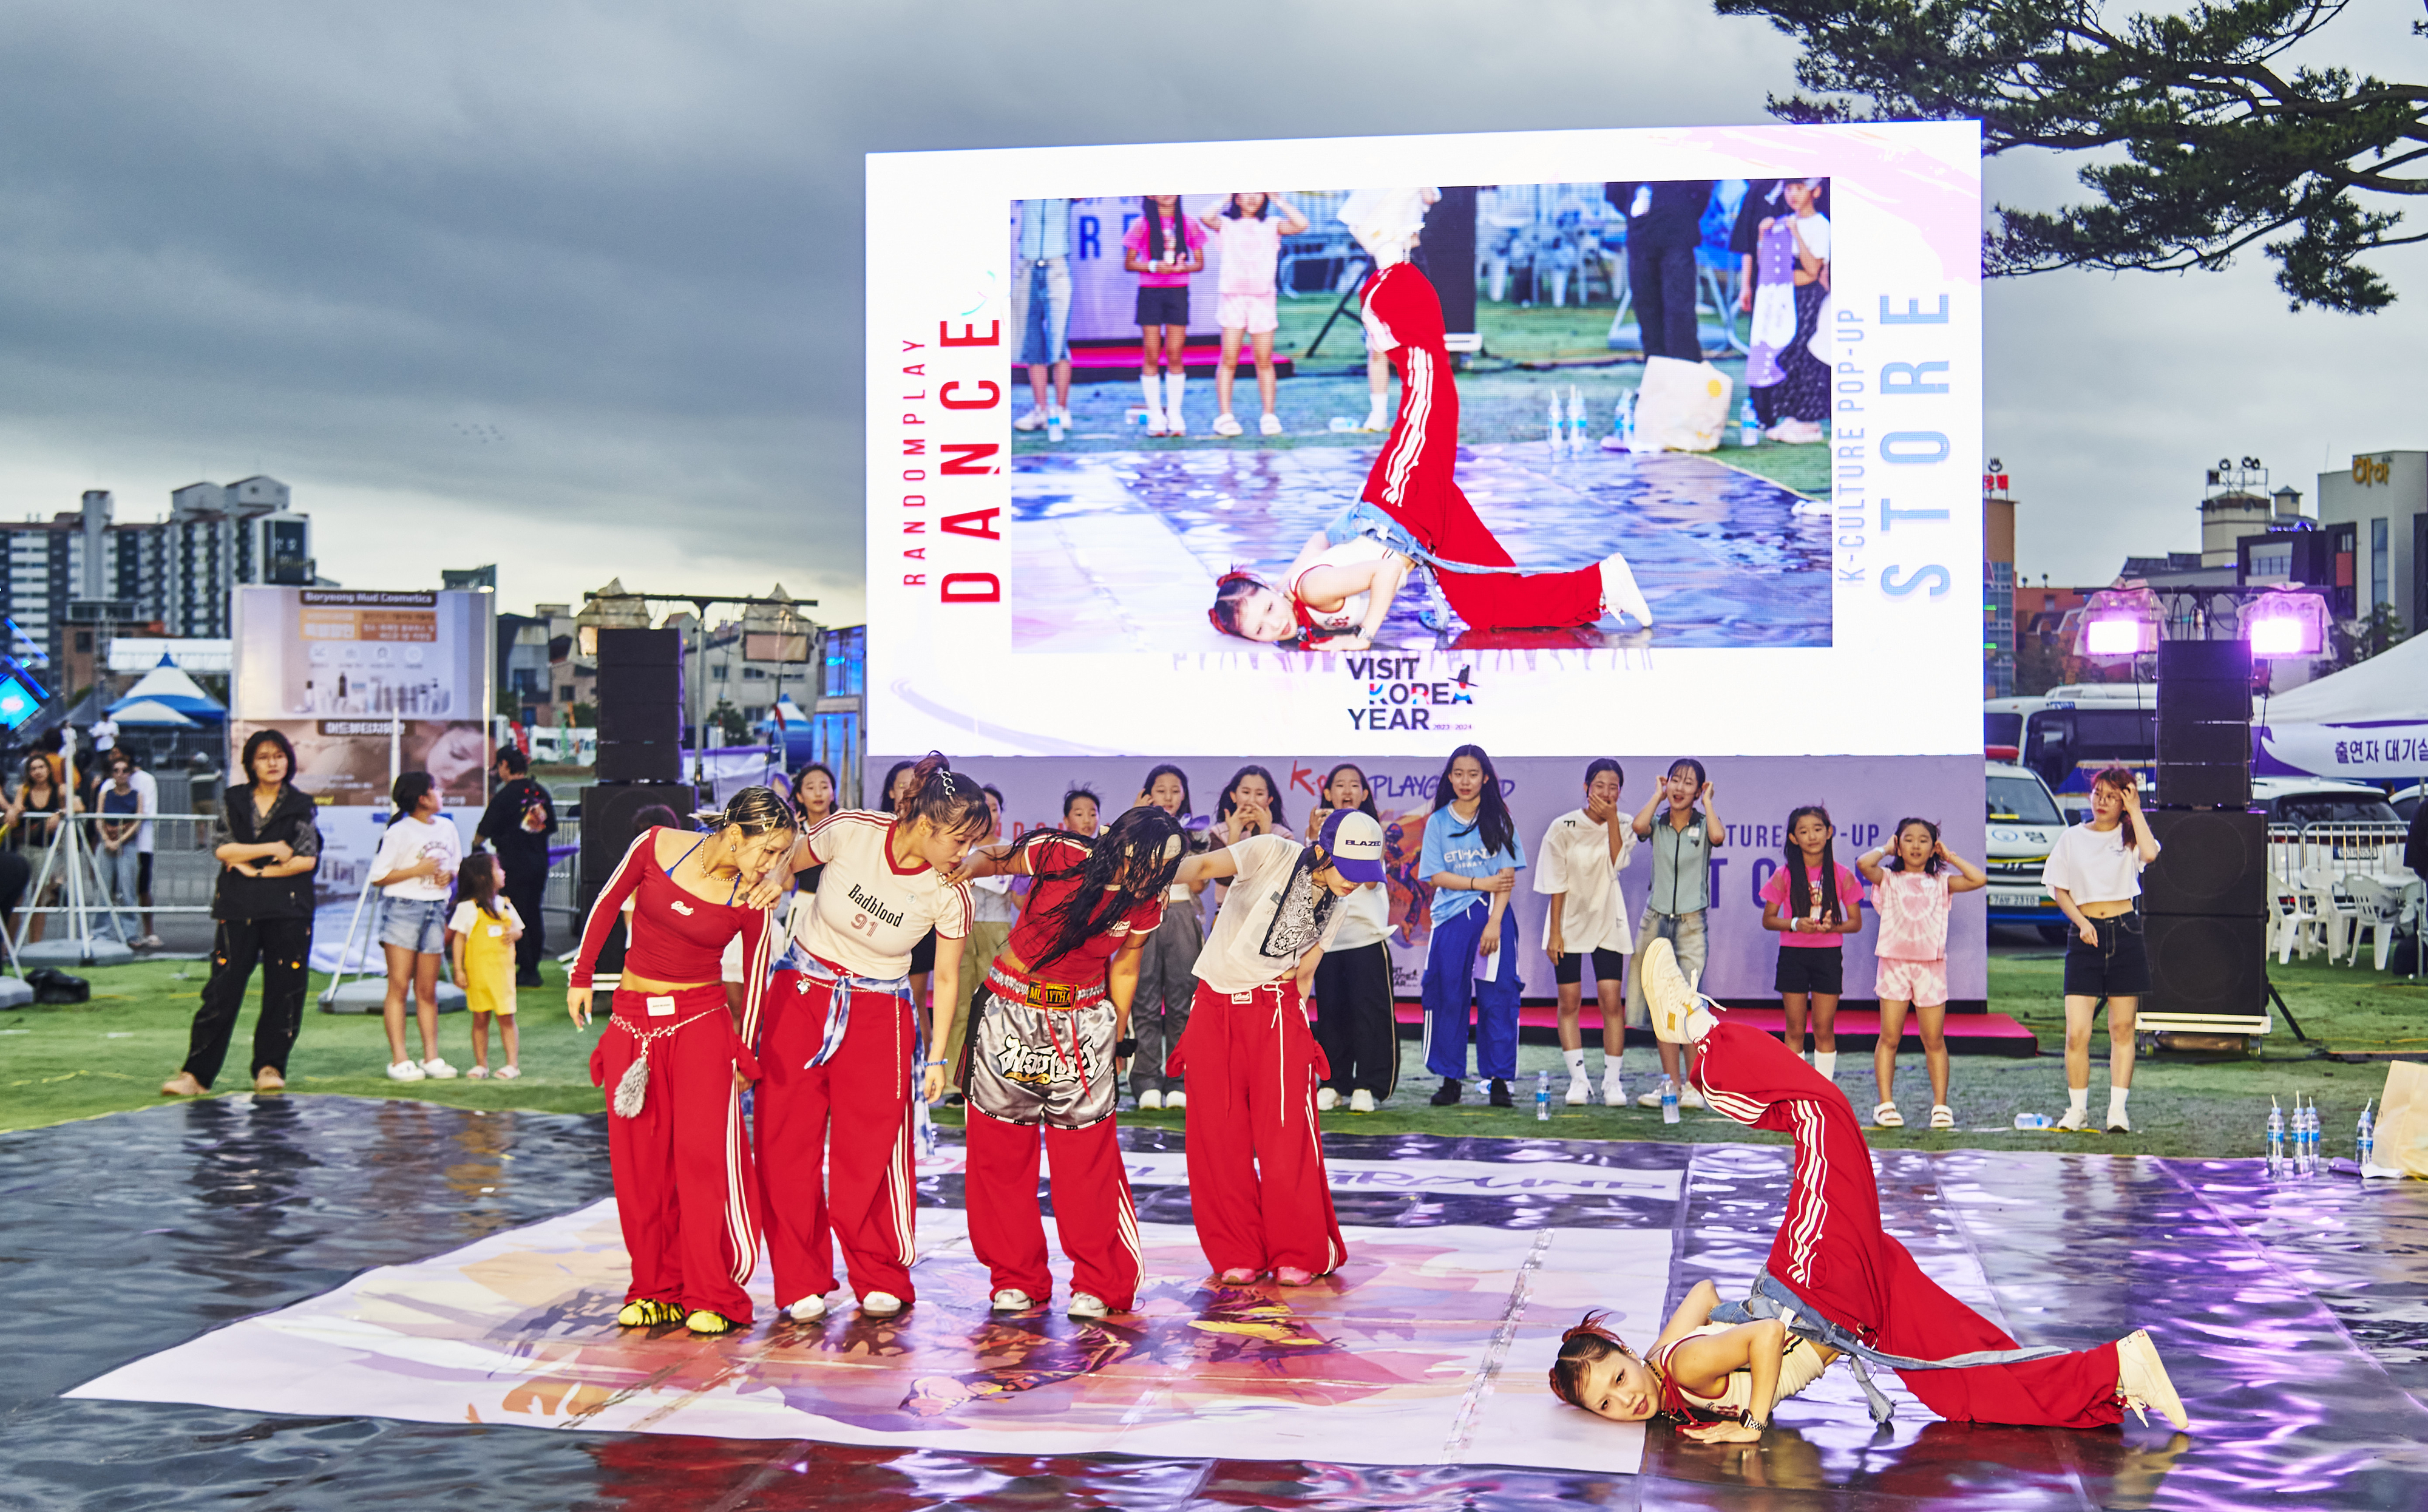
top-left (568, 786), bottom-right (795, 1335)
top-left (1172, 808), bottom-right (1388, 1284)
top-left (758, 753), bottom-right (985, 1323)
top-left (948, 803), bottom-right (1187, 1318)
top-left (1548, 937), bottom-right (2192, 1436)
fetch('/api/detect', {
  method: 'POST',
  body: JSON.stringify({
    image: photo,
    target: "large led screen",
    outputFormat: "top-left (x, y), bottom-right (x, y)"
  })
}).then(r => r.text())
top-left (866, 124), bottom-right (1981, 759)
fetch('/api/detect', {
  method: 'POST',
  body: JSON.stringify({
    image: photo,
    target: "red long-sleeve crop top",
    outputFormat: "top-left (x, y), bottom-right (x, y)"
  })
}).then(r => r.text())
top-left (572, 828), bottom-right (774, 1042)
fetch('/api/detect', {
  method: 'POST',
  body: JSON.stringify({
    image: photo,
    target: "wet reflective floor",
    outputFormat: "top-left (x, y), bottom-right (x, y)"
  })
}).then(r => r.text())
top-left (9, 1097), bottom-right (2426, 1510)
top-left (1009, 446), bottom-right (1832, 654)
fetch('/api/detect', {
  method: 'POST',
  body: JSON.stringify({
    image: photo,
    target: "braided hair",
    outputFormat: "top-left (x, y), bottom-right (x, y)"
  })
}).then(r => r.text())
top-left (1021, 804), bottom-right (1186, 972)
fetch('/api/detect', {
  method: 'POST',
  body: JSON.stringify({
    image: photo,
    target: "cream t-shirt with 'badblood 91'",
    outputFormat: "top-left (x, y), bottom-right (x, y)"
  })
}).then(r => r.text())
top-left (790, 810), bottom-right (970, 980)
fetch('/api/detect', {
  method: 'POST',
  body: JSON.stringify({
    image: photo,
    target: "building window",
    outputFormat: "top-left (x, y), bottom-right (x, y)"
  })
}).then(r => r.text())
top-left (560, 684), bottom-right (576, 702)
top-left (2372, 517), bottom-right (2390, 608)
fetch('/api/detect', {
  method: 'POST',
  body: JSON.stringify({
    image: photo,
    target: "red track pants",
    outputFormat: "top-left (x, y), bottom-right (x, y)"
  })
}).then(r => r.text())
top-left (1377, 478), bottom-right (1604, 631)
top-left (755, 974), bottom-right (920, 1307)
top-left (1173, 980), bottom-right (1347, 1278)
top-left (590, 986), bottom-right (760, 1323)
top-left (1691, 1020), bottom-right (2123, 1427)
top-left (965, 1110), bottom-right (1144, 1309)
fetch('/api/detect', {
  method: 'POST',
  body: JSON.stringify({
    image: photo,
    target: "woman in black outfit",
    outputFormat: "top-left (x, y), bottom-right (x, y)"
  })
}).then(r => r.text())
top-left (161, 729), bottom-right (322, 1097)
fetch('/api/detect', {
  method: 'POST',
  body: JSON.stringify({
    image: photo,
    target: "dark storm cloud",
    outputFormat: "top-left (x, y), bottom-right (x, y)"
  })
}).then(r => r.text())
top-left (1, 1), bottom-right (2413, 613)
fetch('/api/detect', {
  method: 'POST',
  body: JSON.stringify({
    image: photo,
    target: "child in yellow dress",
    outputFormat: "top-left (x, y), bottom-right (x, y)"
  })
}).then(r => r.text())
top-left (449, 853), bottom-right (526, 1079)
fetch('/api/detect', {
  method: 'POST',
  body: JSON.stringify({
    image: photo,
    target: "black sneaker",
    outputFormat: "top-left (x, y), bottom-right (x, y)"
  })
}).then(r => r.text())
top-left (1429, 1079), bottom-right (1463, 1107)
top-left (1488, 1079), bottom-right (1513, 1108)
top-left (515, 971), bottom-right (544, 988)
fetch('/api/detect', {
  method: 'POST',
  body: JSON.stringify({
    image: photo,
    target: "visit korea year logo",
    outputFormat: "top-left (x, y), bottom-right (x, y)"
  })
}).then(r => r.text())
top-left (1343, 654), bottom-right (1475, 734)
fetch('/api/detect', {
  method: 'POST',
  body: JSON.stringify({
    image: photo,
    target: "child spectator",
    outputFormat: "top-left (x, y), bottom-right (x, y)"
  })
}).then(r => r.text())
top-left (370, 771), bottom-right (464, 1081)
top-left (448, 852), bottom-right (526, 1079)
top-left (1857, 819), bottom-right (1987, 1129)
top-left (1201, 192), bottom-right (1310, 438)
top-left (1123, 195), bottom-right (1206, 436)
top-left (1627, 760), bottom-right (1725, 1107)
top-left (1534, 759), bottom-right (1635, 1107)
top-left (1758, 805), bottom-right (1863, 1082)
top-left (1420, 744), bottom-right (1525, 1108)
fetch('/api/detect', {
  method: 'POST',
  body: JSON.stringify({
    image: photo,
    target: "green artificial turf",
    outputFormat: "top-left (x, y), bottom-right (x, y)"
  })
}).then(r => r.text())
top-left (1, 958), bottom-right (606, 1132)
top-left (11, 952), bottom-right (2415, 1158)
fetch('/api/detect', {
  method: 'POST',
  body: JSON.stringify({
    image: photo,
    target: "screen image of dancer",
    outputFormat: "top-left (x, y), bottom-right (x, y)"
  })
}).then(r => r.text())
top-left (866, 124), bottom-right (1981, 760)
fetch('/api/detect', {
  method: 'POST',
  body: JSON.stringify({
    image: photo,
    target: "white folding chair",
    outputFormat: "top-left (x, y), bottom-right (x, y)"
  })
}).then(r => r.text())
top-left (2347, 876), bottom-right (2404, 971)
top-left (2301, 861), bottom-right (2356, 962)
top-left (2274, 885), bottom-right (2323, 964)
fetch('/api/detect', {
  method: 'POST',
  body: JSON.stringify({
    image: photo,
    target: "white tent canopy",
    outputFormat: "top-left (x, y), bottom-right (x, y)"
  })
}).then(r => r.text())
top-left (2262, 635), bottom-right (2428, 724)
top-left (109, 699), bottom-right (199, 727)
top-left (108, 656), bottom-right (225, 719)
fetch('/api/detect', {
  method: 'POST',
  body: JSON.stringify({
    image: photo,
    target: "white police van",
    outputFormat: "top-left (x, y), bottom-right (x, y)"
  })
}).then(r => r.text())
top-left (1984, 759), bottom-right (2071, 942)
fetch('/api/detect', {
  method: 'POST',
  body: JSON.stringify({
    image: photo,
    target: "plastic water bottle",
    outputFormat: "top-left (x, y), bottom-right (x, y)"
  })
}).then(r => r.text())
top-left (2357, 1099), bottom-right (2375, 1170)
top-left (2266, 1097), bottom-right (2285, 1178)
top-left (1623, 389), bottom-right (1638, 450)
top-left (1660, 1075), bottom-right (1680, 1125)
top-left (1536, 1068), bottom-right (1551, 1122)
top-left (1740, 398), bottom-right (1760, 447)
top-left (2013, 1113), bottom-right (2053, 1130)
top-left (1566, 385), bottom-right (1585, 455)
top-left (1548, 392), bottom-right (1565, 458)
top-left (2309, 1097), bottom-right (2325, 1173)
top-left (2295, 1098), bottom-right (2316, 1176)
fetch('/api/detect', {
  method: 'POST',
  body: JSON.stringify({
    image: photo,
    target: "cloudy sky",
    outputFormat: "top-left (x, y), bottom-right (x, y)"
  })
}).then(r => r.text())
top-left (1, 0), bottom-right (2418, 624)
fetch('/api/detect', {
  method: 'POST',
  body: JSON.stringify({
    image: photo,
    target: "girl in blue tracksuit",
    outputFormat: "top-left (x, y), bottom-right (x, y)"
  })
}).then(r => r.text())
top-left (1419, 743), bottom-right (1526, 1107)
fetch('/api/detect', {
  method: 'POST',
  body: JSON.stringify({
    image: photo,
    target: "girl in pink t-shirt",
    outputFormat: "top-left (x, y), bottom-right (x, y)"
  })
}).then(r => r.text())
top-left (1199, 192), bottom-right (1311, 438)
top-left (1757, 805), bottom-right (1864, 1083)
top-left (1122, 195), bottom-right (1206, 437)
top-left (1856, 818), bottom-right (1986, 1130)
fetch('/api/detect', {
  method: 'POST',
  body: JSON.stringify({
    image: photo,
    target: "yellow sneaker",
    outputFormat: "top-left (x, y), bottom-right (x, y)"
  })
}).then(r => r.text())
top-left (616, 1298), bottom-right (681, 1327)
top-left (684, 1309), bottom-right (741, 1335)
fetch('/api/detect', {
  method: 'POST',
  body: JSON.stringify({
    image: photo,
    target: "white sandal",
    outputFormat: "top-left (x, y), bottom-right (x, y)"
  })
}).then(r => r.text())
top-left (1929, 1104), bottom-right (1955, 1130)
top-left (1873, 1100), bottom-right (1904, 1128)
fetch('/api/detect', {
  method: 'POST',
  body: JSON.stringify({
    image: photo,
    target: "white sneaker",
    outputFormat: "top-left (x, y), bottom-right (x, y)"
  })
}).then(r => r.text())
top-left (1678, 1085), bottom-right (1704, 1110)
top-left (421, 1057), bottom-right (459, 1080)
top-left (1167, 409), bottom-right (1188, 438)
top-left (1564, 1076), bottom-right (1590, 1107)
top-left (2108, 1109), bottom-right (2133, 1134)
top-left (386, 1060), bottom-right (426, 1082)
top-left (2055, 1107), bottom-right (2090, 1131)
top-left (989, 1289), bottom-right (1034, 1313)
top-left (1144, 406), bottom-right (1169, 437)
top-left (1638, 939), bottom-right (1706, 1045)
top-left (1136, 1089), bottom-right (1164, 1111)
top-left (786, 1294), bottom-right (828, 1322)
top-left (1315, 1087), bottom-right (1339, 1111)
top-left (1258, 412), bottom-right (1283, 436)
top-left (1162, 1090), bottom-right (1185, 1109)
top-left (2114, 1329), bottom-right (2188, 1429)
top-left (1349, 1088), bottom-right (1375, 1113)
top-left (1067, 1292), bottom-right (1110, 1320)
top-left (1012, 405), bottom-right (1048, 433)
top-left (1598, 551), bottom-right (1655, 628)
top-left (860, 1291), bottom-right (906, 1317)
top-left (1211, 412), bottom-right (1244, 438)
top-left (1602, 1070), bottom-right (1626, 1107)
top-left (1635, 1088), bottom-right (1666, 1108)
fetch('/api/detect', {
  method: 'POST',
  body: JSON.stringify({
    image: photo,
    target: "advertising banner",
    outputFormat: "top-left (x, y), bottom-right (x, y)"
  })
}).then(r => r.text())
top-left (229, 587), bottom-right (495, 971)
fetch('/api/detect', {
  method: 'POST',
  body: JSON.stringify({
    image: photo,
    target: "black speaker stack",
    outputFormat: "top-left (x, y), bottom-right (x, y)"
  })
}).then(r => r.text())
top-left (2143, 639), bottom-right (2268, 1036)
top-left (576, 626), bottom-right (696, 973)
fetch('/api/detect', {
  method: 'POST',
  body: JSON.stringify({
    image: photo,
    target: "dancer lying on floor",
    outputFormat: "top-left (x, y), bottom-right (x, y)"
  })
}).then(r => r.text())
top-left (1548, 937), bottom-right (2190, 1438)
top-left (1207, 501), bottom-right (1654, 649)
top-left (1206, 186), bottom-right (1652, 650)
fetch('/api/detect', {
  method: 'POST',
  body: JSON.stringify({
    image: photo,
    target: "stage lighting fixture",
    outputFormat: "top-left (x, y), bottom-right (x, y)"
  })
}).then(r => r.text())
top-left (2243, 586), bottom-right (2328, 659)
top-left (2080, 588), bottom-right (2160, 659)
